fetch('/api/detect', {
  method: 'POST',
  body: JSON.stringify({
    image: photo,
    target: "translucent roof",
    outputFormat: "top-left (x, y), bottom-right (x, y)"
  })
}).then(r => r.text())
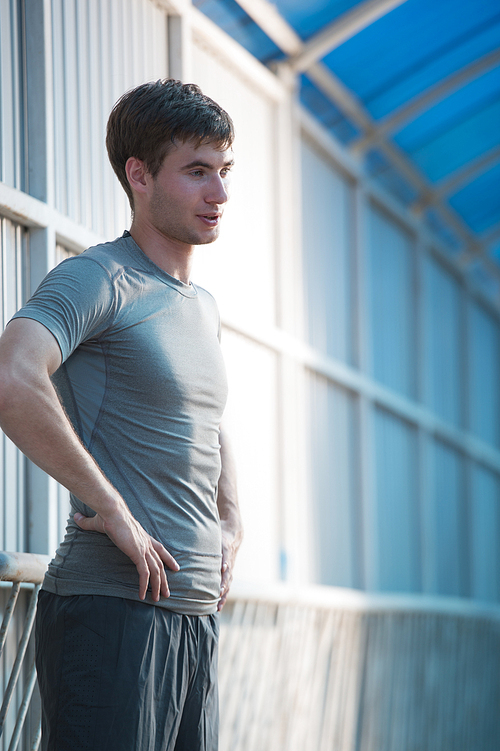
top-left (194, 0), bottom-right (500, 283)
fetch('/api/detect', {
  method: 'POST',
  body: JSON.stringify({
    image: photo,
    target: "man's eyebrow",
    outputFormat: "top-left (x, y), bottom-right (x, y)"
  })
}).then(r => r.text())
top-left (182, 159), bottom-right (235, 170)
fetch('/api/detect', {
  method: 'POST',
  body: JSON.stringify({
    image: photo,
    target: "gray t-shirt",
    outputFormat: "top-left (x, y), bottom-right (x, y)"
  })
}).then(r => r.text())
top-left (12, 232), bottom-right (228, 615)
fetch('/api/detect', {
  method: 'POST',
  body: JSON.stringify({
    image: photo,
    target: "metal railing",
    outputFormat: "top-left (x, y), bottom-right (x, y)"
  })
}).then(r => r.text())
top-left (0, 553), bottom-right (50, 751)
top-left (2, 555), bottom-right (500, 751)
top-left (218, 582), bottom-right (500, 751)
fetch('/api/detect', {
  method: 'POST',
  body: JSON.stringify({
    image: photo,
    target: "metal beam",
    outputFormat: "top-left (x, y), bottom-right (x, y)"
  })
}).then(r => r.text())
top-left (352, 47), bottom-right (500, 151)
top-left (287, 0), bottom-right (408, 73)
top-left (411, 145), bottom-right (500, 213)
top-left (306, 61), bottom-right (373, 131)
top-left (455, 221), bottom-right (500, 271)
top-left (232, 0), bottom-right (302, 56)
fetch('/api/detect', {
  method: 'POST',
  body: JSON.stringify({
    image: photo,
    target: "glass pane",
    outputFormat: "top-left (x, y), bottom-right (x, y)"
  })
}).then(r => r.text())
top-left (374, 408), bottom-right (420, 591)
top-left (368, 207), bottom-right (415, 397)
top-left (308, 372), bottom-right (359, 587)
top-left (423, 256), bottom-right (462, 426)
top-left (469, 302), bottom-right (500, 447)
top-left (301, 139), bottom-right (353, 363)
top-left (470, 465), bottom-right (500, 602)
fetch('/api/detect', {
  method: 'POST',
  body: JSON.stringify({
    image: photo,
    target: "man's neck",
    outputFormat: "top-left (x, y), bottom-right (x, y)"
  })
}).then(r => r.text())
top-left (129, 221), bottom-right (194, 285)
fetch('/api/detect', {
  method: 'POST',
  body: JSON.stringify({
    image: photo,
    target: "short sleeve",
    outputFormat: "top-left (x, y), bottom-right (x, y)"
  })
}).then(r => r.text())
top-left (10, 256), bottom-right (116, 362)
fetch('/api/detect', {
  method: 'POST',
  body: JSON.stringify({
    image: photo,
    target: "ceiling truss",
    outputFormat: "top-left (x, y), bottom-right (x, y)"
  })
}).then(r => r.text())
top-left (232, 0), bottom-right (500, 294)
top-left (412, 145), bottom-right (500, 211)
top-left (286, 0), bottom-right (408, 73)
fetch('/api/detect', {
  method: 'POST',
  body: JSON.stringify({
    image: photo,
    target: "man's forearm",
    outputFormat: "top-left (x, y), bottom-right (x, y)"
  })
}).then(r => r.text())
top-left (0, 332), bottom-right (122, 516)
top-left (217, 428), bottom-right (243, 610)
top-left (218, 428), bottom-right (243, 545)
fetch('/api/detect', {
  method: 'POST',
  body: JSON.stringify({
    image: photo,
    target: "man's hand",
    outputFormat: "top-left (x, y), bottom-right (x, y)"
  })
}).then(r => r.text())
top-left (74, 510), bottom-right (179, 602)
top-left (217, 428), bottom-right (243, 611)
top-left (218, 524), bottom-right (239, 611)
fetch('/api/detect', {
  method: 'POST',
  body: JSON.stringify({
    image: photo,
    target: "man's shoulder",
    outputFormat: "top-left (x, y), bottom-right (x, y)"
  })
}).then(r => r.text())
top-left (78, 233), bottom-right (136, 276)
top-left (192, 282), bottom-right (218, 307)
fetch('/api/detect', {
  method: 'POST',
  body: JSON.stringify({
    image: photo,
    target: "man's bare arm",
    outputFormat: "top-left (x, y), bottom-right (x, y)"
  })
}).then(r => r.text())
top-left (217, 427), bottom-right (243, 611)
top-left (0, 318), bottom-right (179, 601)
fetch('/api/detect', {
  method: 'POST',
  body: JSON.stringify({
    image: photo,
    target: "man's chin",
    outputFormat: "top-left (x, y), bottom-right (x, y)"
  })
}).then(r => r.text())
top-left (195, 230), bottom-right (221, 246)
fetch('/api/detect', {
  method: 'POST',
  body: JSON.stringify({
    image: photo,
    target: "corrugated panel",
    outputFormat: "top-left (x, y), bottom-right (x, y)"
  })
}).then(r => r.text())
top-left (470, 464), bottom-right (500, 602)
top-left (374, 408), bottom-right (419, 592)
top-left (307, 372), bottom-right (359, 587)
top-left (51, 0), bottom-right (168, 239)
top-left (301, 138), bottom-right (353, 363)
top-left (0, 217), bottom-right (27, 553)
top-left (430, 440), bottom-right (466, 596)
top-left (368, 206), bottom-right (415, 397)
top-left (220, 329), bottom-right (280, 583)
top-left (423, 256), bottom-right (462, 426)
top-left (468, 301), bottom-right (500, 447)
top-left (190, 42), bottom-right (277, 329)
top-left (0, 0), bottom-right (25, 190)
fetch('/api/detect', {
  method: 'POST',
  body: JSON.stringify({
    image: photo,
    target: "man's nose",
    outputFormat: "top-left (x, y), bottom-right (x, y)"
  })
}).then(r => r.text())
top-left (207, 174), bottom-right (229, 204)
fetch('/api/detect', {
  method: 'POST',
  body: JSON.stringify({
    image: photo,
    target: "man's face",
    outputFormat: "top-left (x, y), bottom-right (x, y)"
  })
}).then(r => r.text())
top-left (147, 139), bottom-right (233, 247)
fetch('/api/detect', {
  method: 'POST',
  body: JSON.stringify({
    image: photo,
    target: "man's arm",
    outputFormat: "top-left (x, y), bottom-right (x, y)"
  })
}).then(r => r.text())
top-left (0, 318), bottom-right (179, 601)
top-left (217, 427), bottom-right (243, 611)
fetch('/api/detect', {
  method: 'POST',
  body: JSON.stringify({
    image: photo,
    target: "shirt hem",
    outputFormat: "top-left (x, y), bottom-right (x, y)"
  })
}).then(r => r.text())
top-left (41, 577), bottom-right (219, 616)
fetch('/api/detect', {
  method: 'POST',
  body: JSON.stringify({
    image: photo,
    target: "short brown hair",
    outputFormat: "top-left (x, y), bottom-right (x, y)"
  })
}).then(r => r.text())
top-left (106, 79), bottom-right (235, 208)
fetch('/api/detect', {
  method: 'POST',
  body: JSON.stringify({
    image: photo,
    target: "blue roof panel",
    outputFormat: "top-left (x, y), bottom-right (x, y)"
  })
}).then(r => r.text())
top-left (405, 98), bottom-right (500, 182)
top-left (361, 17), bottom-right (500, 120)
top-left (318, 0), bottom-right (500, 116)
top-left (394, 66), bottom-right (500, 156)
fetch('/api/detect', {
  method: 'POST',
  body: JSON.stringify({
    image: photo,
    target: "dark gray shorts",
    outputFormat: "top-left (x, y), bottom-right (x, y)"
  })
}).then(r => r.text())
top-left (35, 590), bottom-right (219, 751)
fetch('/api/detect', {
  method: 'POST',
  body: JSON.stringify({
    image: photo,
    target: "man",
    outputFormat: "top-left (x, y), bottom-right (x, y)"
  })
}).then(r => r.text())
top-left (0, 79), bottom-right (243, 751)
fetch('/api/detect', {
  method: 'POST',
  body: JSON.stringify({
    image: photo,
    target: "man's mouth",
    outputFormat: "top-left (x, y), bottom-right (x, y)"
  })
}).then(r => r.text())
top-left (198, 214), bottom-right (221, 227)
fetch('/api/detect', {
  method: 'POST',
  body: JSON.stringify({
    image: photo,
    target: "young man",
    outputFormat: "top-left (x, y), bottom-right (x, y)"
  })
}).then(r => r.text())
top-left (0, 79), bottom-right (243, 751)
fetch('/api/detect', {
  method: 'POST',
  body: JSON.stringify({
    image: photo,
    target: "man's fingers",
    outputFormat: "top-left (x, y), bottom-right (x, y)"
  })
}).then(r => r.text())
top-left (145, 549), bottom-right (170, 602)
top-left (153, 539), bottom-right (180, 572)
top-left (78, 511), bottom-right (177, 601)
top-left (74, 512), bottom-right (102, 532)
top-left (218, 555), bottom-right (233, 611)
top-left (137, 560), bottom-right (150, 601)
top-left (218, 591), bottom-right (228, 611)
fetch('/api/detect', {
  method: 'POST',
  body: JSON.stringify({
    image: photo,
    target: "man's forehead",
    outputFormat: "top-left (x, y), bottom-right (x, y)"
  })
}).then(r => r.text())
top-left (166, 139), bottom-right (234, 166)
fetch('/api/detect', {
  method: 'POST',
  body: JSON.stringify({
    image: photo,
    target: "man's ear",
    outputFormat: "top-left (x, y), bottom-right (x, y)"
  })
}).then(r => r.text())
top-left (125, 157), bottom-right (150, 195)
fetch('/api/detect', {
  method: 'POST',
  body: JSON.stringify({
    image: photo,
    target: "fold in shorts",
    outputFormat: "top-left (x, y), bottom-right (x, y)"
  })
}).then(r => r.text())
top-left (35, 590), bottom-right (219, 751)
